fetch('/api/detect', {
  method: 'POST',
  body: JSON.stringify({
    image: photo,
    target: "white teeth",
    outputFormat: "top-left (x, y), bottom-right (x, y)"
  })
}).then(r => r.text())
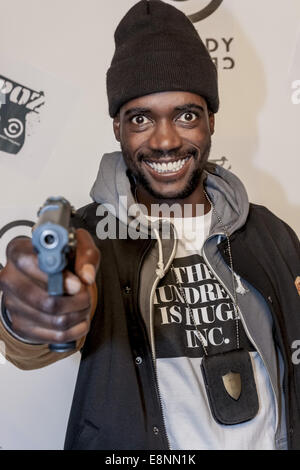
top-left (146, 157), bottom-right (188, 173)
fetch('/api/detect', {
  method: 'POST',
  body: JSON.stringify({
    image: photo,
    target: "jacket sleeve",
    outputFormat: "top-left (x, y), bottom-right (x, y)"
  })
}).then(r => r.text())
top-left (0, 282), bottom-right (98, 371)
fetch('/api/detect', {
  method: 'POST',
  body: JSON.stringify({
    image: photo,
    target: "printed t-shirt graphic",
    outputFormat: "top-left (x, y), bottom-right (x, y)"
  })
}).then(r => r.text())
top-left (154, 253), bottom-right (254, 359)
top-left (151, 210), bottom-right (278, 450)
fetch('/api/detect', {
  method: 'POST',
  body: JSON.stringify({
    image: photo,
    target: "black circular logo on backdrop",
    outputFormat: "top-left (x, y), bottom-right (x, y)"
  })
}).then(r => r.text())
top-left (0, 220), bottom-right (34, 270)
top-left (171, 0), bottom-right (223, 23)
top-left (0, 75), bottom-right (45, 155)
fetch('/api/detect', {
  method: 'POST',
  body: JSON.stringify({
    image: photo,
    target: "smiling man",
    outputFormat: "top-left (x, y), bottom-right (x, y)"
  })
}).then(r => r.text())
top-left (0, 0), bottom-right (300, 452)
top-left (114, 91), bottom-right (214, 214)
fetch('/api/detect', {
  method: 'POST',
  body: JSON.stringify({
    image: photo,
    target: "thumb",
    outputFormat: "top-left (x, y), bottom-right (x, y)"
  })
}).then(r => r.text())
top-left (74, 228), bottom-right (100, 285)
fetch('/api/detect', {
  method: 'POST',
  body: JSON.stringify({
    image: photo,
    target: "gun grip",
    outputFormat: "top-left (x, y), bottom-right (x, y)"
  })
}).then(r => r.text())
top-left (49, 342), bottom-right (76, 353)
top-left (47, 273), bottom-right (76, 353)
top-left (48, 273), bottom-right (64, 296)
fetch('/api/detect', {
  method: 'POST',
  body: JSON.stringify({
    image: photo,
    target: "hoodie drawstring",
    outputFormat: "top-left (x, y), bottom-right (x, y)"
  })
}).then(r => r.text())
top-left (153, 227), bottom-right (165, 279)
top-left (234, 272), bottom-right (249, 295)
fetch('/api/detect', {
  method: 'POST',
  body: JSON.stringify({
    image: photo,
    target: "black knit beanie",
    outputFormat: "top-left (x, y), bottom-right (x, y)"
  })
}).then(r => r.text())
top-left (106, 0), bottom-right (219, 117)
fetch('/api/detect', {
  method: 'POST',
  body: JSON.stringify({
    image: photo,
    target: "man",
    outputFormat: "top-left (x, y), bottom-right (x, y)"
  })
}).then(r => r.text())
top-left (0, 0), bottom-right (299, 450)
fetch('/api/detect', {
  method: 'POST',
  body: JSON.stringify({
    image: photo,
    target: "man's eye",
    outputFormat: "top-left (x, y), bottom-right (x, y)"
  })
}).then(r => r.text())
top-left (131, 115), bottom-right (151, 125)
top-left (177, 112), bottom-right (198, 123)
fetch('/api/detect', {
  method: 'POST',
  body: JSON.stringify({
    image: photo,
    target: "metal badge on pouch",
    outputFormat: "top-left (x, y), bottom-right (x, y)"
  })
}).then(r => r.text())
top-left (32, 196), bottom-right (77, 353)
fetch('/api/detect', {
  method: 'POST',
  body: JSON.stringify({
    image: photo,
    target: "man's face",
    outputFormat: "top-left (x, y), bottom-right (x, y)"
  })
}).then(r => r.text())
top-left (113, 91), bottom-right (215, 201)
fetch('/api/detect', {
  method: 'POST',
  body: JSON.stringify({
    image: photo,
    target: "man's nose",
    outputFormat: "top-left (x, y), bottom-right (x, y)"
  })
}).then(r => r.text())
top-left (148, 120), bottom-right (182, 152)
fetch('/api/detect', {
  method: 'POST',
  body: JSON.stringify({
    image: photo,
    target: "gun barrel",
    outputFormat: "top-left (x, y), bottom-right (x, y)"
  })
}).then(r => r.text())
top-left (32, 196), bottom-right (76, 352)
top-left (33, 197), bottom-right (73, 280)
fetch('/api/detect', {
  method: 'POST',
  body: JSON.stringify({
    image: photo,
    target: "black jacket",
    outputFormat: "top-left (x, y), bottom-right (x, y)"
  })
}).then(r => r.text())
top-left (64, 201), bottom-right (300, 450)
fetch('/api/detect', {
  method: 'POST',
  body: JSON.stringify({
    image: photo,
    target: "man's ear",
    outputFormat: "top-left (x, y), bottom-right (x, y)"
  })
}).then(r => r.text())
top-left (208, 112), bottom-right (215, 135)
top-left (113, 114), bottom-right (121, 142)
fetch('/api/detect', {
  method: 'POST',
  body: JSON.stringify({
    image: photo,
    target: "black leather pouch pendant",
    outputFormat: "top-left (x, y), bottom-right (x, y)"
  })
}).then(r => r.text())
top-left (201, 349), bottom-right (259, 425)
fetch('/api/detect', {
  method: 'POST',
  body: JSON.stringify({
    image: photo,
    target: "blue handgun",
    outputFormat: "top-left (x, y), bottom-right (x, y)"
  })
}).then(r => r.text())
top-left (32, 196), bottom-right (76, 352)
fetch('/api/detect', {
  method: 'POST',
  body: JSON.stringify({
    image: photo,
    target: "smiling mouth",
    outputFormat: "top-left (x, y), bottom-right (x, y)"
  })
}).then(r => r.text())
top-left (144, 156), bottom-right (190, 174)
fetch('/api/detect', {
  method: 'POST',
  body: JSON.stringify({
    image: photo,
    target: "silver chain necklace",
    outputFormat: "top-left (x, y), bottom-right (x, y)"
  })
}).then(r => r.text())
top-left (170, 188), bottom-right (240, 356)
top-left (134, 184), bottom-right (259, 423)
top-left (168, 189), bottom-right (259, 425)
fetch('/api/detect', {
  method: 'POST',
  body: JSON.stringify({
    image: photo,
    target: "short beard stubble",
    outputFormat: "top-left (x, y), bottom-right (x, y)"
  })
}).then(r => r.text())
top-left (121, 138), bottom-right (212, 201)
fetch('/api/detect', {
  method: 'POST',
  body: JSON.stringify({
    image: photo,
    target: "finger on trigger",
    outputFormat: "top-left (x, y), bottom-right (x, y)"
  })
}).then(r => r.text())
top-left (64, 271), bottom-right (82, 295)
top-left (74, 229), bottom-right (100, 285)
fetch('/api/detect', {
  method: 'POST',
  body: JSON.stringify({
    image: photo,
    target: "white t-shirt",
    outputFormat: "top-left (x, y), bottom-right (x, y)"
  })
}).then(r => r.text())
top-left (152, 211), bottom-right (278, 450)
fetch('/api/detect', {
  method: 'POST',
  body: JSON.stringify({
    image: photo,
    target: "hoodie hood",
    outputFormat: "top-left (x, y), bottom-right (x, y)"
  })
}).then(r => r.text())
top-left (90, 151), bottom-right (249, 237)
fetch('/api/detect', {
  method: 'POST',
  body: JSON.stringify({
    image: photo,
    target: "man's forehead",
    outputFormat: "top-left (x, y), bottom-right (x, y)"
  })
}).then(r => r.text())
top-left (120, 91), bottom-right (208, 115)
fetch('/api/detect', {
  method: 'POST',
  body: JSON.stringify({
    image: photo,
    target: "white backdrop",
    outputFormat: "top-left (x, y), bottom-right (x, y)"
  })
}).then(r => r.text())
top-left (0, 0), bottom-right (299, 449)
